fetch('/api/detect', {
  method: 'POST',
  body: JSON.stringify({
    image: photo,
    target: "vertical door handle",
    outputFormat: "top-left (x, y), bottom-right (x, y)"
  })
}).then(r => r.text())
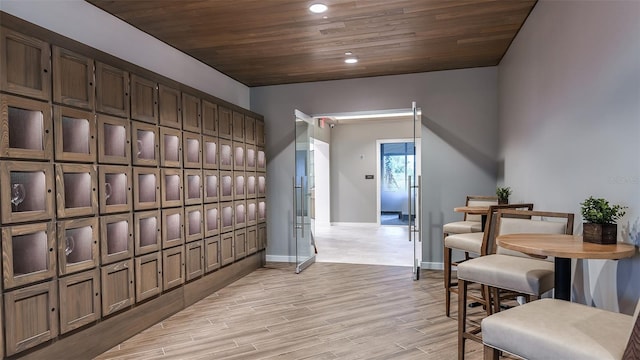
top-left (292, 177), bottom-right (297, 234)
top-left (418, 175), bottom-right (422, 242)
top-left (408, 175), bottom-right (412, 242)
top-left (300, 177), bottom-right (305, 238)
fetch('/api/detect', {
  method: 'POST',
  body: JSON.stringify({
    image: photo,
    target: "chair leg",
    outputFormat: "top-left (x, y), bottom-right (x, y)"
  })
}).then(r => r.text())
top-left (491, 287), bottom-right (501, 314)
top-left (444, 239), bottom-right (453, 317)
top-left (458, 278), bottom-right (468, 360)
top-left (484, 344), bottom-right (500, 360)
top-left (482, 285), bottom-right (492, 316)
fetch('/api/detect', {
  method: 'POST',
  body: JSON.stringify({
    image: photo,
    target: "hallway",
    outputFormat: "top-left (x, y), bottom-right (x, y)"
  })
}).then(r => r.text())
top-left (314, 223), bottom-right (414, 267)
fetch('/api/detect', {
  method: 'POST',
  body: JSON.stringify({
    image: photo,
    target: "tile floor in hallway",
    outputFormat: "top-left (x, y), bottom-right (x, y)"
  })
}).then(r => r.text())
top-left (314, 223), bottom-right (415, 267)
top-left (94, 224), bottom-right (494, 359)
top-left (380, 213), bottom-right (410, 226)
top-left (96, 263), bottom-right (488, 360)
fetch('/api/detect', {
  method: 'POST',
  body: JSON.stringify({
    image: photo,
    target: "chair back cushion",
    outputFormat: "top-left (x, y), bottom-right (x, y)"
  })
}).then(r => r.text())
top-left (466, 198), bottom-right (498, 222)
top-left (496, 217), bottom-right (567, 259)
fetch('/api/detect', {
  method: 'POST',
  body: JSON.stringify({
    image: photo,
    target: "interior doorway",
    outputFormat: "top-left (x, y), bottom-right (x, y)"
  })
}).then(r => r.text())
top-left (309, 106), bottom-right (422, 269)
top-left (377, 140), bottom-right (415, 226)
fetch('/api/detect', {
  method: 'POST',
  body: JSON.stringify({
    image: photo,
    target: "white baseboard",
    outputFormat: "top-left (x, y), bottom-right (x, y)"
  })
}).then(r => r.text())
top-left (265, 255), bottom-right (295, 263)
top-left (330, 222), bottom-right (378, 227)
top-left (421, 261), bottom-right (444, 270)
top-left (266, 256), bottom-right (444, 271)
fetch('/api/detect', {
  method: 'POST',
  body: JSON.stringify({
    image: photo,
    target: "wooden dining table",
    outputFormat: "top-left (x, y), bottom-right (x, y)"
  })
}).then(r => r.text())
top-left (497, 233), bottom-right (637, 301)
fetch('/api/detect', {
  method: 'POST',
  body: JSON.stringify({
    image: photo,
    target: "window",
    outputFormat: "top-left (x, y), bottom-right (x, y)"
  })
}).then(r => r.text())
top-left (381, 142), bottom-right (414, 192)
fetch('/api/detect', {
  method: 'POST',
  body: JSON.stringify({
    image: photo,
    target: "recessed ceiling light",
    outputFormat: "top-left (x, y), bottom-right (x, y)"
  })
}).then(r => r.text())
top-left (345, 51), bottom-right (353, 56)
top-left (309, 3), bottom-right (328, 13)
top-left (345, 58), bottom-right (358, 64)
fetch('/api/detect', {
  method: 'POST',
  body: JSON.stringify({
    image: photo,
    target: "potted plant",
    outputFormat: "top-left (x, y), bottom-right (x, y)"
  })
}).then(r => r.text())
top-left (496, 186), bottom-right (512, 204)
top-left (580, 196), bottom-right (627, 244)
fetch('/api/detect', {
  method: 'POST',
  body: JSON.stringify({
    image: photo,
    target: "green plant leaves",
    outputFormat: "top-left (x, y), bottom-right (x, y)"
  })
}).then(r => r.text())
top-left (580, 196), bottom-right (627, 224)
top-left (496, 186), bottom-right (512, 201)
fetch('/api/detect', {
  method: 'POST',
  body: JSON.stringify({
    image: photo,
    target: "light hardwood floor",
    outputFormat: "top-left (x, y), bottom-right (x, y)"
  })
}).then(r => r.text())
top-left (95, 263), bottom-right (489, 359)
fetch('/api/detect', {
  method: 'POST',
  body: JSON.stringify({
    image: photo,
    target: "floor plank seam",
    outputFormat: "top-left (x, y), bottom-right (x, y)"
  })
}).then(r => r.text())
top-left (95, 265), bottom-right (487, 359)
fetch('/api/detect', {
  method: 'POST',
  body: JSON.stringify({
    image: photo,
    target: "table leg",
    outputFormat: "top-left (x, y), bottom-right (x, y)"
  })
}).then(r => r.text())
top-left (554, 257), bottom-right (571, 301)
top-left (470, 213), bottom-right (487, 309)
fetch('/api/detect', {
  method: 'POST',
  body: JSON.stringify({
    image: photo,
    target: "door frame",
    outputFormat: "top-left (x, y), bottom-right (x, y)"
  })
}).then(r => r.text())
top-left (312, 138), bottom-right (330, 226)
top-left (376, 138), bottom-right (422, 226)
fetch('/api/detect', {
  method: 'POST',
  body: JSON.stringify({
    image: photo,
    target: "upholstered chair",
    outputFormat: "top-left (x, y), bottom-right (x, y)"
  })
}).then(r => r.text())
top-left (482, 297), bottom-right (640, 360)
top-left (443, 203), bottom-right (533, 317)
top-left (442, 195), bottom-right (498, 317)
top-left (456, 209), bottom-right (574, 360)
top-left (443, 195), bottom-right (498, 235)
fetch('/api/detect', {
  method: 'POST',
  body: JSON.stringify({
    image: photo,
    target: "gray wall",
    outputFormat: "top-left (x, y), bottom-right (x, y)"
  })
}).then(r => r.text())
top-left (499, 0), bottom-right (640, 313)
top-left (251, 67), bottom-right (500, 265)
top-left (330, 120), bottom-right (414, 223)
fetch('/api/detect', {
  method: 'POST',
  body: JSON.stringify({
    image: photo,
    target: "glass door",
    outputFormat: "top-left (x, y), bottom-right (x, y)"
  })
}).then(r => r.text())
top-left (294, 109), bottom-right (316, 273)
top-left (409, 102), bottom-right (422, 280)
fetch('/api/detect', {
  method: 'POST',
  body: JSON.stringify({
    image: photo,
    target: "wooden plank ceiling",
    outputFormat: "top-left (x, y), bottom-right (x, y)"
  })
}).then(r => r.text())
top-left (86, 0), bottom-right (536, 87)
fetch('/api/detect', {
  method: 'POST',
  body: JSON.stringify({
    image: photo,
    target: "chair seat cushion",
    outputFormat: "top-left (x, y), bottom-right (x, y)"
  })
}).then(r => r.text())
top-left (444, 232), bottom-right (484, 253)
top-left (482, 298), bottom-right (633, 360)
top-left (457, 254), bottom-right (554, 295)
top-left (443, 221), bottom-right (482, 234)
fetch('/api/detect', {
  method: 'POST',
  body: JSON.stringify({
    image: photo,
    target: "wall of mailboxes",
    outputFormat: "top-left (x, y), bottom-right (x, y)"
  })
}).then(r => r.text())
top-left (0, 23), bottom-right (267, 357)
